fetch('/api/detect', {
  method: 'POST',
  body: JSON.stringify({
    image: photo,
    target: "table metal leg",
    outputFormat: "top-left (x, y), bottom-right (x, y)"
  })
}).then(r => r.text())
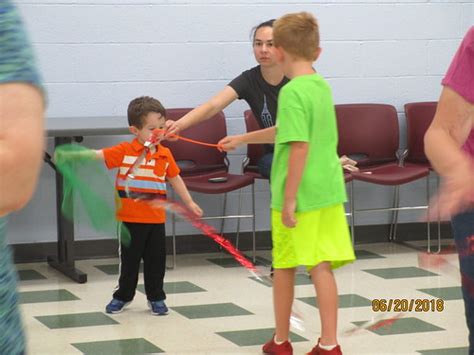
top-left (45, 136), bottom-right (87, 283)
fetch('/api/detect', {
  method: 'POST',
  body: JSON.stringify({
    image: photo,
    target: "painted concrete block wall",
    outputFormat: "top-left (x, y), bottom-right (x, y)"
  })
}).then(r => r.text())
top-left (8, 0), bottom-right (473, 243)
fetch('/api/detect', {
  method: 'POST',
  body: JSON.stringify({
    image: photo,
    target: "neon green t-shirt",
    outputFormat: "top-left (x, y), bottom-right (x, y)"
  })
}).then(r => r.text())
top-left (271, 73), bottom-right (346, 212)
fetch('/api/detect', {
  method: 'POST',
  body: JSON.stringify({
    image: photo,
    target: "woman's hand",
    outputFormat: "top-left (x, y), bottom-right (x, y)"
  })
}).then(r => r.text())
top-left (218, 135), bottom-right (243, 152)
top-left (426, 159), bottom-right (474, 220)
top-left (164, 120), bottom-right (181, 141)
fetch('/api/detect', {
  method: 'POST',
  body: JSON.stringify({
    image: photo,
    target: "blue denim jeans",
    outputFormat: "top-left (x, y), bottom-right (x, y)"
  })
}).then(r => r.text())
top-left (257, 152), bottom-right (273, 180)
top-left (452, 209), bottom-right (474, 354)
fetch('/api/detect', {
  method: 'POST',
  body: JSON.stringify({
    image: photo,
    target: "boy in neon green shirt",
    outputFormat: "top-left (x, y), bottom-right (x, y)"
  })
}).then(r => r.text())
top-left (265, 12), bottom-right (355, 355)
top-left (217, 11), bottom-right (356, 355)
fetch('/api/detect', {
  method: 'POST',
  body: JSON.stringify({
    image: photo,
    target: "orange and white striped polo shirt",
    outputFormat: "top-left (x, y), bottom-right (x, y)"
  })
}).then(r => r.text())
top-left (102, 138), bottom-right (180, 223)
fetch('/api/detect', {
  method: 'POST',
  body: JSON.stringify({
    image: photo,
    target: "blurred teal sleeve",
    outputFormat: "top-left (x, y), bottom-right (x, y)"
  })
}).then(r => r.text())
top-left (0, 0), bottom-right (43, 91)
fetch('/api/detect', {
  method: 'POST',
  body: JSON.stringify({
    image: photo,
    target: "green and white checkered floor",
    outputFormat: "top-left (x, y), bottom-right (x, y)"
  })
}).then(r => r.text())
top-left (17, 242), bottom-right (468, 354)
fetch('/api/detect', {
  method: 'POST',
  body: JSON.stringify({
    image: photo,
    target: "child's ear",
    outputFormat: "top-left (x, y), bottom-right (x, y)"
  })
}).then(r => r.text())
top-left (129, 126), bottom-right (138, 136)
top-left (274, 46), bottom-right (285, 62)
top-left (314, 47), bottom-right (322, 61)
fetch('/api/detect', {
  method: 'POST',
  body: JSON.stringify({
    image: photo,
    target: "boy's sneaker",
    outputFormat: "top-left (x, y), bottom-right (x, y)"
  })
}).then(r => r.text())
top-left (262, 336), bottom-right (293, 355)
top-left (148, 300), bottom-right (168, 316)
top-left (105, 299), bottom-right (129, 314)
top-left (307, 338), bottom-right (342, 355)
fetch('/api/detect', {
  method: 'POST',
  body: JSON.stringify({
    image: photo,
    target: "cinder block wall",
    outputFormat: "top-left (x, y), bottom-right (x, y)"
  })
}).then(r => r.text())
top-left (9, 0), bottom-right (473, 243)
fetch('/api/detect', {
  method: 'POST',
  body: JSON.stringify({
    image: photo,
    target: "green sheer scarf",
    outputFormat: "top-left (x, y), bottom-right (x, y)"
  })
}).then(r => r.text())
top-left (54, 144), bottom-right (130, 246)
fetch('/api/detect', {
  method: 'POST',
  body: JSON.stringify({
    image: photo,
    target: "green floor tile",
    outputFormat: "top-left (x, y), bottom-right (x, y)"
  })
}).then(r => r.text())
top-left (207, 255), bottom-right (270, 268)
top-left (217, 328), bottom-right (307, 347)
top-left (417, 346), bottom-right (469, 355)
top-left (355, 249), bottom-right (385, 259)
top-left (72, 338), bottom-right (164, 354)
top-left (35, 312), bottom-right (119, 329)
top-left (19, 289), bottom-right (79, 304)
top-left (17, 269), bottom-right (46, 281)
top-left (352, 317), bottom-right (444, 336)
top-left (363, 267), bottom-right (438, 279)
top-left (418, 286), bottom-right (463, 301)
top-left (137, 281), bottom-right (206, 295)
top-left (298, 294), bottom-right (372, 308)
top-left (95, 263), bottom-right (143, 275)
top-left (172, 302), bottom-right (253, 319)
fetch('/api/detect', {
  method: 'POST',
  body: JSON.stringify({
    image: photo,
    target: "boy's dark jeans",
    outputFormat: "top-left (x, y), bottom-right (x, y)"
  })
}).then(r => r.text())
top-left (114, 222), bottom-right (166, 303)
top-left (452, 209), bottom-right (474, 354)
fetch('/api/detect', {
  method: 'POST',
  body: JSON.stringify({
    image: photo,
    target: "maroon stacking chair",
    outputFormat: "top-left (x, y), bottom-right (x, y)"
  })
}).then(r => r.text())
top-left (405, 101), bottom-right (441, 252)
top-left (405, 102), bottom-right (437, 168)
top-left (164, 108), bottom-right (228, 177)
top-left (163, 108), bottom-right (256, 268)
top-left (242, 110), bottom-right (267, 179)
top-left (230, 110), bottom-right (269, 248)
top-left (336, 103), bottom-right (431, 244)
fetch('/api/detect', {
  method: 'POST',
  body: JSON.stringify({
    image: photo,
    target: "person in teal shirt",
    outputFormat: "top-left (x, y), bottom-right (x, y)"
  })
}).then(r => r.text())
top-left (0, 1), bottom-right (45, 353)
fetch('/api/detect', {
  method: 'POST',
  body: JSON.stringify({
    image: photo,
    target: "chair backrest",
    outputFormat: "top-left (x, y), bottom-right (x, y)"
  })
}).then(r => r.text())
top-left (161, 108), bottom-right (228, 176)
top-left (244, 110), bottom-right (266, 166)
top-left (404, 102), bottom-right (437, 164)
top-left (335, 103), bottom-right (399, 167)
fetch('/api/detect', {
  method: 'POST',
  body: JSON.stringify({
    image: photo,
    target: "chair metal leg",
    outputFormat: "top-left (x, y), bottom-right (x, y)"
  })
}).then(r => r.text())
top-left (389, 186), bottom-right (400, 241)
top-left (236, 187), bottom-right (243, 249)
top-left (427, 174), bottom-right (439, 253)
top-left (349, 180), bottom-right (355, 245)
top-left (436, 174), bottom-right (441, 253)
top-left (171, 211), bottom-right (177, 269)
top-left (252, 183), bottom-right (256, 263)
top-left (220, 193), bottom-right (227, 237)
top-left (165, 190), bottom-right (177, 269)
top-left (392, 185), bottom-right (401, 241)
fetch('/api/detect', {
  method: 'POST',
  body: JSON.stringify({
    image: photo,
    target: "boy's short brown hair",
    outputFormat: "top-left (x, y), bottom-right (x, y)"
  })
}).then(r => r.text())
top-left (127, 96), bottom-right (166, 128)
top-left (273, 12), bottom-right (320, 61)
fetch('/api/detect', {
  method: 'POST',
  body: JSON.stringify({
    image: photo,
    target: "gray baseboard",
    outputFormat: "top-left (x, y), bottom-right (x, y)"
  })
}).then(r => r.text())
top-left (11, 222), bottom-right (453, 263)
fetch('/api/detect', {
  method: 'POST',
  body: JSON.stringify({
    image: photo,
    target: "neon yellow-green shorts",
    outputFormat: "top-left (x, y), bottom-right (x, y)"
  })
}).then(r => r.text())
top-left (271, 204), bottom-right (355, 271)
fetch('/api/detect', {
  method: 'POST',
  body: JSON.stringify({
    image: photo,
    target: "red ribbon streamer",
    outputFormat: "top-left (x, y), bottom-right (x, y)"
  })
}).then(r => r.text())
top-left (344, 313), bottom-right (404, 336)
top-left (150, 128), bottom-right (222, 149)
top-left (144, 197), bottom-right (257, 274)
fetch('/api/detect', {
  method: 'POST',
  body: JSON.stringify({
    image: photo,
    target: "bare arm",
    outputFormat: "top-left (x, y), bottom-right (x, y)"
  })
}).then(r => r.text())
top-left (0, 84), bottom-right (44, 216)
top-left (424, 86), bottom-right (474, 218)
top-left (167, 175), bottom-right (203, 217)
top-left (219, 129), bottom-right (358, 172)
top-left (238, 126), bottom-right (276, 144)
top-left (282, 142), bottom-right (309, 228)
top-left (425, 86), bottom-right (474, 175)
top-left (165, 86), bottom-right (238, 136)
top-left (218, 126), bottom-right (276, 151)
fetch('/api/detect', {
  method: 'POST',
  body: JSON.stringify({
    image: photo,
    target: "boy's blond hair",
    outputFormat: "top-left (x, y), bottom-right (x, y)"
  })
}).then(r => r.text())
top-left (273, 12), bottom-right (320, 61)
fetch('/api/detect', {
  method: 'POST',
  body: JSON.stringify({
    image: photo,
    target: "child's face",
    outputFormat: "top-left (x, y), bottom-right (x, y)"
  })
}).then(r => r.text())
top-left (130, 112), bottom-right (166, 144)
top-left (253, 26), bottom-right (278, 68)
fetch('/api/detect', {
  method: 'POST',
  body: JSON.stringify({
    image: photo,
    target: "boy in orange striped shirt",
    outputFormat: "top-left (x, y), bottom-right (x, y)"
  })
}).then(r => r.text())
top-left (63, 96), bottom-right (202, 315)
